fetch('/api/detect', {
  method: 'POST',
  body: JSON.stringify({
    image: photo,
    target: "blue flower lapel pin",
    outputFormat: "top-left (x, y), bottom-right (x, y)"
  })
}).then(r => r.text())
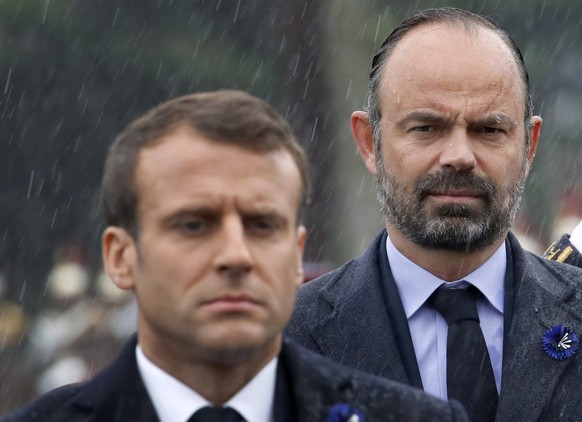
top-left (325, 404), bottom-right (365, 422)
top-left (542, 325), bottom-right (579, 360)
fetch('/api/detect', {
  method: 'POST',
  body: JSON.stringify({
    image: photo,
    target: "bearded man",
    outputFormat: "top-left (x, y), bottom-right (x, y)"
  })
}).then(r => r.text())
top-left (287, 7), bottom-right (582, 422)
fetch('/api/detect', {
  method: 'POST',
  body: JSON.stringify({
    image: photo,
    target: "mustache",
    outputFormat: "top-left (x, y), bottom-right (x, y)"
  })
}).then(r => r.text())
top-left (415, 171), bottom-right (496, 200)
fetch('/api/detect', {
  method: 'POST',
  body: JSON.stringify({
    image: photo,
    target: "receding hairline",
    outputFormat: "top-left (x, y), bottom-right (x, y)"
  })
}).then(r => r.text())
top-left (377, 21), bottom-right (527, 111)
top-left (386, 21), bottom-right (522, 74)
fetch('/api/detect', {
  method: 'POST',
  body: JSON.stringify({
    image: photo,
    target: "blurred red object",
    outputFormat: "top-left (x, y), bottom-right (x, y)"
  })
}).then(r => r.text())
top-left (303, 262), bottom-right (334, 284)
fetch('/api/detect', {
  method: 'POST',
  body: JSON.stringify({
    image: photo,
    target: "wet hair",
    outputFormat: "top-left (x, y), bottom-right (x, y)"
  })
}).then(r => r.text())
top-left (365, 7), bottom-right (533, 151)
top-left (101, 90), bottom-right (309, 236)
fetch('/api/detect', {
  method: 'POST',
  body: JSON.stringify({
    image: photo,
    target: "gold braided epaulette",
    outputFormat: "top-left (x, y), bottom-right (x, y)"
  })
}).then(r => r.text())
top-left (544, 242), bottom-right (574, 263)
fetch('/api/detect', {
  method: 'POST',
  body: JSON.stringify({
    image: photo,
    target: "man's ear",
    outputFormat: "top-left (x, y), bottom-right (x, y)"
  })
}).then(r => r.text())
top-left (527, 116), bottom-right (542, 164)
top-left (102, 226), bottom-right (138, 291)
top-left (351, 111), bottom-right (378, 175)
top-left (294, 225), bottom-right (308, 289)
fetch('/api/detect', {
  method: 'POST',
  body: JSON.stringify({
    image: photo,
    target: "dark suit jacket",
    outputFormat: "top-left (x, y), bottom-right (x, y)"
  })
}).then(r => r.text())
top-left (544, 233), bottom-right (582, 269)
top-left (1, 336), bottom-right (467, 422)
top-left (287, 230), bottom-right (582, 422)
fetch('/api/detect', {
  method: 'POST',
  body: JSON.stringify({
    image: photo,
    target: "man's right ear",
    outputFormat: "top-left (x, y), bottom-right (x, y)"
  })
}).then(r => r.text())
top-left (102, 227), bottom-right (137, 291)
top-left (351, 111), bottom-right (378, 175)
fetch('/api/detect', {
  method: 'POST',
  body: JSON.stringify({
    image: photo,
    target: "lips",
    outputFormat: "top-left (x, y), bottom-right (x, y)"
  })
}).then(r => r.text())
top-left (431, 188), bottom-right (481, 196)
top-left (201, 294), bottom-right (261, 312)
top-left (428, 189), bottom-right (484, 202)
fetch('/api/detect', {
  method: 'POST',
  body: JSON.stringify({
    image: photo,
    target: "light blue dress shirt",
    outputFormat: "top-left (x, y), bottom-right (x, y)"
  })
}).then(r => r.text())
top-left (386, 235), bottom-right (505, 400)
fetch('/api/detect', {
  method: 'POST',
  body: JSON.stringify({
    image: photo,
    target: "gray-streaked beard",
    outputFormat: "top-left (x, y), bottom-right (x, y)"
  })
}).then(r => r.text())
top-left (375, 152), bottom-right (527, 252)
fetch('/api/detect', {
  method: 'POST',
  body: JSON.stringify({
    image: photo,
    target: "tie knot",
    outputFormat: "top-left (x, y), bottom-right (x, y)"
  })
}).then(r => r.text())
top-left (428, 285), bottom-right (481, 324)
top-left (188, 406), bottom-right (244, 422)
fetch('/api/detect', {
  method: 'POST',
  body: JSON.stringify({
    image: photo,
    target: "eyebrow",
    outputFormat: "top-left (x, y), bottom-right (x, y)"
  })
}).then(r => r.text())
top-left (397, 111), bottom-right (517, 129)
top-left (163, 205), bottom-right (288, 222)
top-left (241, 207), bottom-right (289, 223)
top-left (471, 114), bottom-right (516, 128)
top-left (396, 111), bottom-right (449, 129)
top-left (162, 207), bottom-right (217, 224)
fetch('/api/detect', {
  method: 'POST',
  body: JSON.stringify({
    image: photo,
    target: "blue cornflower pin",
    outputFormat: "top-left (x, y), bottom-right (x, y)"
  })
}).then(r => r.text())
top-left (325, 404), bottom-right (365, 422)
top-left (542, 325), bottom-right (579, 360)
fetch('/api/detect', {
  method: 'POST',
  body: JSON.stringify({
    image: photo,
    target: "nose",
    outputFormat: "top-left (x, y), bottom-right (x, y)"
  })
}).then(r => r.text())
top-left (439, 129), bottom-right (477, 172)
top-left (215, 217), bottom-right (254, 276)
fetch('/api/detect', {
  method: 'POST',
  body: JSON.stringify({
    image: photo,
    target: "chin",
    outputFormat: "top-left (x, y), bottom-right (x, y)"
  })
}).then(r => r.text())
top-left (197, 329), bottom-right (281, 364)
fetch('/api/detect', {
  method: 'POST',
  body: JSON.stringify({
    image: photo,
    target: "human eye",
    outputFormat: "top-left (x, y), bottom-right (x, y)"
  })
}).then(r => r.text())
top-left (475, 126), bottom-right (507, 139)
top-left (407, 124), bottom-right (445, 141)
top-left (245, 215), bottom-right (284, 236)
top-left (176, 215), bottom-right (215, 236)
top-left (182, 220), bottom-right (204, 233)
top-left (410, 125), bottom-right (435, 132)
top-left (481, 127), bottom-right (504, 134)
top-left (471, 115), bottom-right (512, 139)
top-left (247, 218), bottom-right (274, 234)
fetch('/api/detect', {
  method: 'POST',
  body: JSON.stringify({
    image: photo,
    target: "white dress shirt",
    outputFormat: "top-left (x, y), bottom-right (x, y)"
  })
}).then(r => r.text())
top-left (570, 220), bottom-right (582, 251)
top-left (386, 235), bottom-right (505, 400)
top-left (136, 345), bottom-right (277, 422)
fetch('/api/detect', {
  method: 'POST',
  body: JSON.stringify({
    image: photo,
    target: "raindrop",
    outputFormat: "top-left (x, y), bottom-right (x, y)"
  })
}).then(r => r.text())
top-left (310, 117), bottom-right (318, 144)
top-left (42, 0), bottom-right (50, 25)
top-left (4, 68), bottom-right (12, 94)
top-left (374, 15), bottom-right (382, 44)
top-left (112, 8), bottom-right (120, 27)
top-left (233, 0), bottom-right (241, 23)
top-left (345, 79), bottom-right (353, 101)
top-left (27, 171), bottom-right (35, 199)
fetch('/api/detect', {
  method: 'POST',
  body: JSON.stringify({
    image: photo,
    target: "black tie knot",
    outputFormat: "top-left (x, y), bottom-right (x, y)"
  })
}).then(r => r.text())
top-left (428, 285), bottom-right (481, 324)
top-left (188, 406), bottom-right (245, 422)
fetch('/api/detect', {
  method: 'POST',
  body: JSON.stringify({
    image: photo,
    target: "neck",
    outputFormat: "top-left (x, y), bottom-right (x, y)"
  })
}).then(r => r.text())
top-left (386, 225), bottom-right (506, 281)
top-left (185, 356), bottom-right (275, 405)
top-left (139, 331), bottom-right (281, 405)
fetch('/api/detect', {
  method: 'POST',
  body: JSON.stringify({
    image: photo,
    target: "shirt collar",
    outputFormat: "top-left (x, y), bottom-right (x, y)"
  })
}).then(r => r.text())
top-left (136, 345), bottom-right (277, 422)
top-left (386, 234), bottom-right (506, 318)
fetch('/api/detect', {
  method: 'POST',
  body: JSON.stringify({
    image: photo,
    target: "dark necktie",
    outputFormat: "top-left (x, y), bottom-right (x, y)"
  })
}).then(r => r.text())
top-left (188, 406), bottom-right (245, 422)
top-left (428, 285), bottom-right (498, 422)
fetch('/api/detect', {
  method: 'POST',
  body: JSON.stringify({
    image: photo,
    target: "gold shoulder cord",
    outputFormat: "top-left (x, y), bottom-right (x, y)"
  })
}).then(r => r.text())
top-left (544, 242), bottom-right (574, 263)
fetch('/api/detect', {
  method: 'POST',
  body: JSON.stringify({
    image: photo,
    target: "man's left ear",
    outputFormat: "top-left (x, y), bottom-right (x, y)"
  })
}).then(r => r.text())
top-left (294, 226), bottom-right (307, 288)
top-left (527, 116), bottom-right (542, 165)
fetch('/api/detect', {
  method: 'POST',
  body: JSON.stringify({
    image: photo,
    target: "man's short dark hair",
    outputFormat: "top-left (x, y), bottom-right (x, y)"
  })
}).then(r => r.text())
top-left (366, 7), bottom-right (533, 151)
top-left (101, 90), bottom-right (310, 236)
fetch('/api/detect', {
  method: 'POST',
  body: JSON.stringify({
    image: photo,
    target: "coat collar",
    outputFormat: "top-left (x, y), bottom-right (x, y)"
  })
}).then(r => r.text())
top-left (73, 335), bottom-right (159, 422)
top-left (308, 231), bottom-right (410, 384)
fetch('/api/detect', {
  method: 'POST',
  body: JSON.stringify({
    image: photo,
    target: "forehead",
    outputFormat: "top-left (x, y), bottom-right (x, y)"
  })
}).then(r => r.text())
top-left (380, 23), bottom-right (525, 117)
top-left (134, 129), bottom-right (302, 216)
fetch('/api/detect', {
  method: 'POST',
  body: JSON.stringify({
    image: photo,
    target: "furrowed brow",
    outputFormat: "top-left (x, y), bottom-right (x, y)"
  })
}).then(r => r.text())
top-left (472, 114), bottom-right (516, 128)
top-left (398, 111), bottom-right (449, 128)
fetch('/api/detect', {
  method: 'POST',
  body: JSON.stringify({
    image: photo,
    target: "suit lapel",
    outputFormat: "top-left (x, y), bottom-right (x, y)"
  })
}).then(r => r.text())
top-left (309, 232), bottom-right (410, 384)
top-left (279, 340), bottom-right (356, 421)
top-left (273, 350), bottom-right (296, 422)
top-left (497, 236), bottom-right (582, 421)
top-left (377, 232), bottom-right (423, 388)
top-left (74, 336), bottom-right (159, 422)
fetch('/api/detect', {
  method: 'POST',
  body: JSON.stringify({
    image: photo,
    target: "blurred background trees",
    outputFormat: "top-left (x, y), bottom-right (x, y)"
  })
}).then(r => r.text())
top-left (1, 0), bottom-right (581, 412)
